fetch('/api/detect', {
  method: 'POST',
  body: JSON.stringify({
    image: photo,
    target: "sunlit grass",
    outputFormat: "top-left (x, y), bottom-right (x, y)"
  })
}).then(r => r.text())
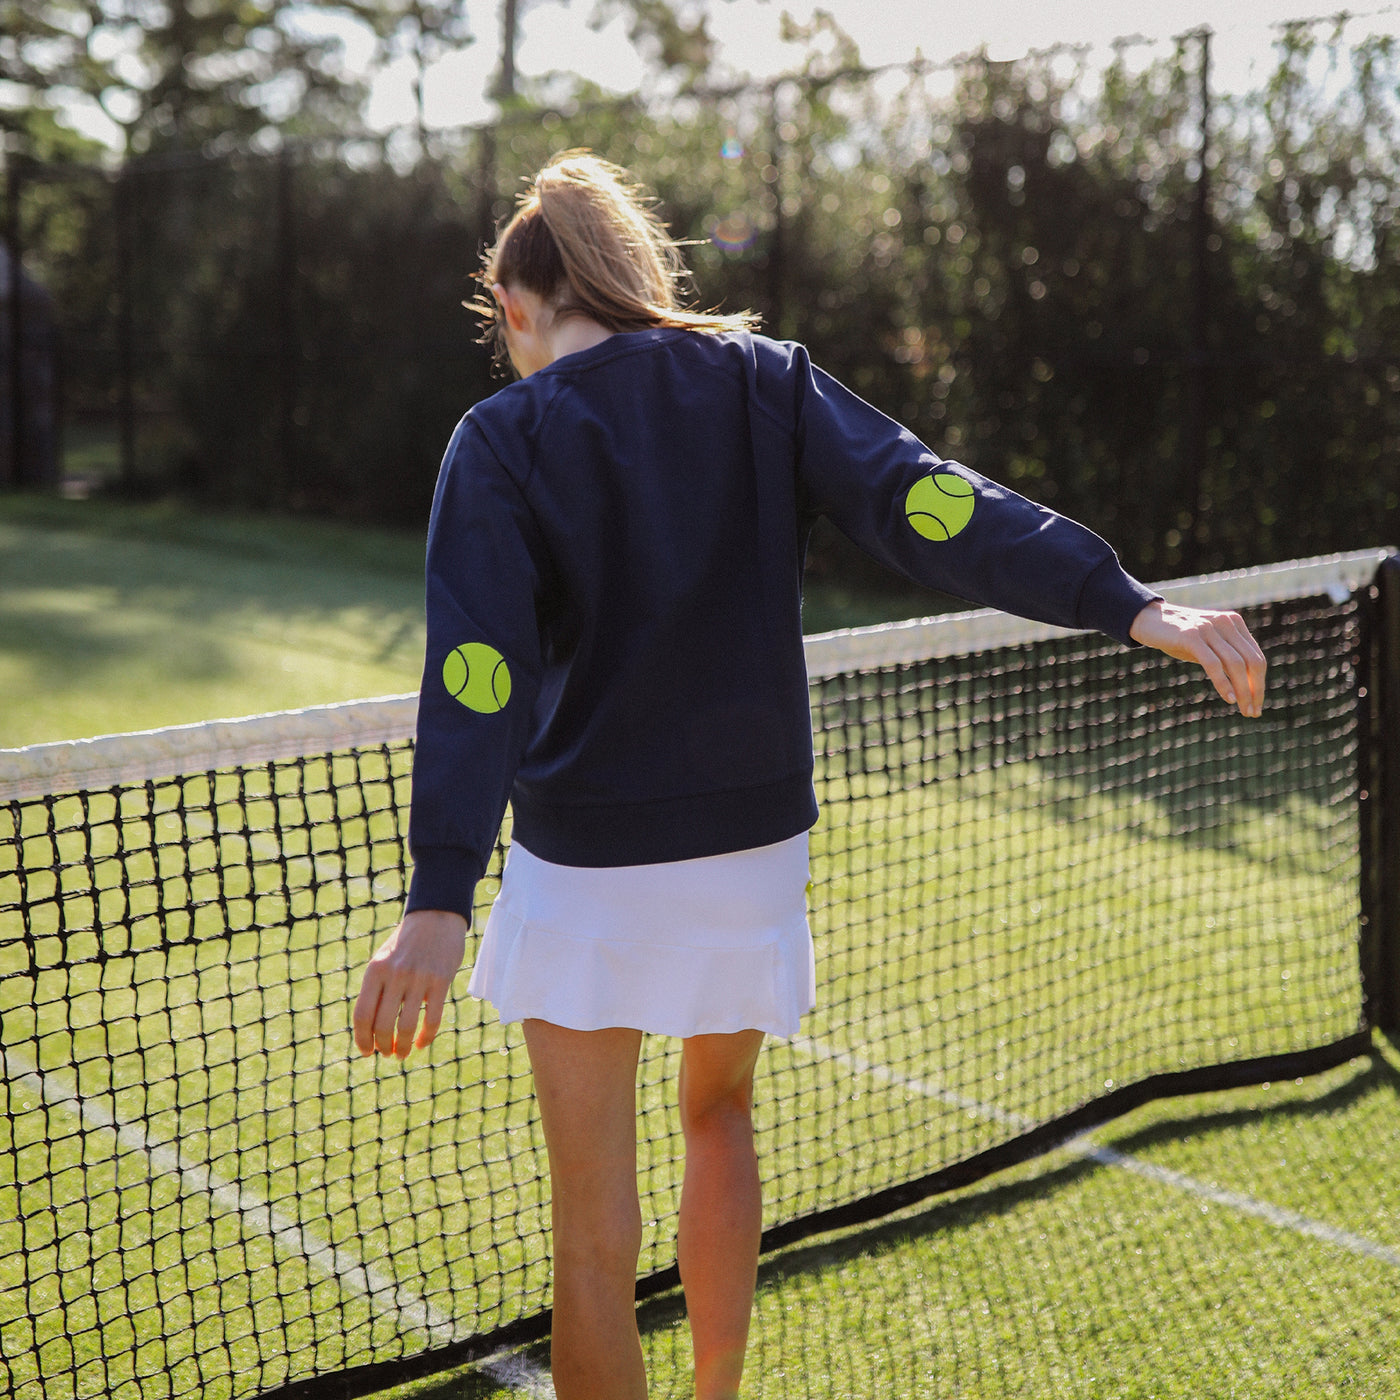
top-left (0, 496), bottom-right (429, 746)
top-left (371, 1048), bottom-right (1400, 1400)
top-left (0, 496), bottom-right (1384, 1400)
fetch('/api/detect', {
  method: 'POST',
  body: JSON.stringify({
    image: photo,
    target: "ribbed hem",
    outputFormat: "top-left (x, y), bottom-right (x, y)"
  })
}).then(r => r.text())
top-left (510, 772), bottom-right (819, 869)
top-left (1077, 557), bottom-right (1163, 646)
top-left (406, 846), bottom-right (486, 922)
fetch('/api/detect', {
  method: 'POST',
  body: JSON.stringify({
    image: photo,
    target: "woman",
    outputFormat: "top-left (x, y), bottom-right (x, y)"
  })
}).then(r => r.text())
top-left (352, 150), bottom-right (1265, 1400)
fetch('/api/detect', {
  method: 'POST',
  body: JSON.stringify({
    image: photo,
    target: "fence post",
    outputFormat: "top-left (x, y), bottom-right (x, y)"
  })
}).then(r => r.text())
top-left (1359, 551), bottom-right (1400, 1040)
top-left (765, 82), bottom-right (786, 340)
top-left (5, 150), bottom-right (23, 488)
top-left (275, 146), bottom-right (298, 506)
top-left (115, 163), bottom-right (137, 493)
top-left (1182, 26), bottom-right (1211, 575)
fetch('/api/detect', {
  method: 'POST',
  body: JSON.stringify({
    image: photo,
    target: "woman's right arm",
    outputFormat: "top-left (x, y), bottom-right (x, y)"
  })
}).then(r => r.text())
top-left (405, 416), bottom-right (547, 919)
top-left (353, 417), bottom-right (547, 1060)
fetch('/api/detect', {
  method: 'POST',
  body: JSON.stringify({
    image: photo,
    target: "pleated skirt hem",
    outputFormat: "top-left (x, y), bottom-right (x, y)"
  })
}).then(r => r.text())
top-left (466, 836), bottom-right (816, 1038)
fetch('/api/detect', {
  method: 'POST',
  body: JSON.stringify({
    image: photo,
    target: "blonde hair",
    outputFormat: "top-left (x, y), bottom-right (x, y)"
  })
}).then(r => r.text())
top-left (471, 150), bottom-right (757, 361)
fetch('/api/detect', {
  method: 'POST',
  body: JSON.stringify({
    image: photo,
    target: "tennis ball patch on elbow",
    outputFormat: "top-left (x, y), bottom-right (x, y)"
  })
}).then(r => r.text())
top-left (905, 471), bottom-right (976, 541)
top-left (443, 642), bottom-right (512, 713)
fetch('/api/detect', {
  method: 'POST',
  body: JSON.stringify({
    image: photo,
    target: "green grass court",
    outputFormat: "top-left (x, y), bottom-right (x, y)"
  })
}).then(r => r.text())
top-left (0, 497), bottom-right (429, 747)
top-left (1, 499), bottom-right (1397, 1400)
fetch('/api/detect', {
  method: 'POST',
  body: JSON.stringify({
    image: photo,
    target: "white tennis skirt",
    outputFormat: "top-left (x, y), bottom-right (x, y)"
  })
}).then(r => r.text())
top-left (467, 833), bottom-right (816, 1038)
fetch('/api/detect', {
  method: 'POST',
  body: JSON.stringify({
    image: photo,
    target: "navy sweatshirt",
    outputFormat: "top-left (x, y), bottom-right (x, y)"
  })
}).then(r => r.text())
top-left (406, 329), bottom-right (1160, 919)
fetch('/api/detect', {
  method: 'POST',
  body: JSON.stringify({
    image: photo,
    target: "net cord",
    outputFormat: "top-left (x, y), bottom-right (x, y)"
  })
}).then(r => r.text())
top-left (0, 548), bottom-right (1388, 803)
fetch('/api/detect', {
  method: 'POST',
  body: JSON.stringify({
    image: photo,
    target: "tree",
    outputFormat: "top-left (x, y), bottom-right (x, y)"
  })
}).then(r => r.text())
top-left (1, 0), bottom-right (367, 157)
top-left (368, 0), bottom-right (474, 153)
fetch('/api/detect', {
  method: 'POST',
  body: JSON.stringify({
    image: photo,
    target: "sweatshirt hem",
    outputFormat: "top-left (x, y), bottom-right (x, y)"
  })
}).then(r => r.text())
top-left (510, 772), bottom-right (819, 868)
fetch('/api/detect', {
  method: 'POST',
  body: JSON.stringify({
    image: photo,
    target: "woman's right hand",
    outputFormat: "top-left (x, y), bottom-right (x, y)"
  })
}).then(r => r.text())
top-left (352, 909), bottom-right (468, 1060)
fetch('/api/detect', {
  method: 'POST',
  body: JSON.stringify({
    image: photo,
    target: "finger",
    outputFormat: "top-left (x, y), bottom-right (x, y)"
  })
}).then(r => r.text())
top-left (1235, 650), bottom-right (1265, 716)
top-left (1209, 613), bottom-right (1265, 716)
top-left (1225, 614), bottom-right (1267, 714)
top-left (1225, 643), bottom-right (1264, 715)
top-left (1212, 658), bottom-right (1238, 709)
top-left (1190, 632), bottom-right (1241, 709)
top-left (418, 983), bottom-right (449, 1049)
top-left (1249, 651), bottom-right (1268, 712)
top-left (374, 977), bottom-right (405, 1058)
top-left (394, 985), bottom-right (424, 1060)
top-left (1214, 636), bottom-right (1252, 712)
top-left (352, 967), bottom-right (384, 1056)
top-left (1187, 628), bottom-right (1236, 706)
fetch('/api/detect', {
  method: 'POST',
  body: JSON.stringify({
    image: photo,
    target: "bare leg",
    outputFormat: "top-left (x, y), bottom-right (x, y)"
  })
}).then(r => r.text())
top-left (677, 1029), bottom-right (765, 1400)
top-left (523, 1019), bottom-right (647, 1400)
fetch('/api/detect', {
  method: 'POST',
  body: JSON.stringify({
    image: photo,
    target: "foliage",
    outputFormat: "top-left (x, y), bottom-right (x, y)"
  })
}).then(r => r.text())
top-left (5, 11), bottom-right (1399, 575)
top-left (0, 0), bottom-right (367, 154)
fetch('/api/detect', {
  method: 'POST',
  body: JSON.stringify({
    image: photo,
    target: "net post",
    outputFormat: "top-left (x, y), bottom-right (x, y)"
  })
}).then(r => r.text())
top-left (1359, 550), bottom-right (1400, 1039)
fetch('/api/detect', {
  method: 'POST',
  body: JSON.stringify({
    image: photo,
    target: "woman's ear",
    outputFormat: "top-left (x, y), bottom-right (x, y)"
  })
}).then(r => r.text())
top-left (492, 283), bottom-right (530, 335)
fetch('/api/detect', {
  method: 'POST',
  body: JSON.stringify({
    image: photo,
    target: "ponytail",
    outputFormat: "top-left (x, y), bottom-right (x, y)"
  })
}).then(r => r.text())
top-left (471, 151), bottom-right (758, 360)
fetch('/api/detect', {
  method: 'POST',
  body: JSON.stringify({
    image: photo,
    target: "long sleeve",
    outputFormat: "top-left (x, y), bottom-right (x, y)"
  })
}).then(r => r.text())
top-left (785, 344), bottom-right (1159, 644)
top-left (406, 417), bottom-right (548, 920)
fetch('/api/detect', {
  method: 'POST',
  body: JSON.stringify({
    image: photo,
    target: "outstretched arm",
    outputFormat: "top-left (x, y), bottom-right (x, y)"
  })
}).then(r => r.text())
top-left (1129, 600), bottom-right (1267, 718)
top-left (782, 347), bottom-right (1161, 645)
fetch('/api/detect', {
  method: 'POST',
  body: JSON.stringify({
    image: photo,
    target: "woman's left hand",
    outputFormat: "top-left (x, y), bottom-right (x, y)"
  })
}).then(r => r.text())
top-left (1129, 599), bottom-right (1267, 718)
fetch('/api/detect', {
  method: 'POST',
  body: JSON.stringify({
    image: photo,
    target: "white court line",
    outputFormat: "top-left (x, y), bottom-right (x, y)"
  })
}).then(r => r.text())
top-left (479, 1351), bottom-right (555, 1394)
top-left (0, 1049), bottom-right (554, 1395)
top-left (1079, 1142), bottom-right (1400, 1267)
top-left (785, 1035), bottom-right (1400, 1269)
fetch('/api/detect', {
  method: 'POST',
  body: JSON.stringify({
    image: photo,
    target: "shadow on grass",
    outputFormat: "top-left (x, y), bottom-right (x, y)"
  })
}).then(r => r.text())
top-left (1099, 1044), bottom-right (1400, 1159)
top-left (0, 493), bottom-right (428, 575)
top-left (0, 592), bottom-right (235, 677)
top-left (0, 496), bottom-right (427, 685)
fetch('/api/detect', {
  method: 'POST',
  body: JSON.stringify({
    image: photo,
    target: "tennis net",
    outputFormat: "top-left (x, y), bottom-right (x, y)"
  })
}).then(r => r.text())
top-left (2, 548), bottom-right (1397, 1400)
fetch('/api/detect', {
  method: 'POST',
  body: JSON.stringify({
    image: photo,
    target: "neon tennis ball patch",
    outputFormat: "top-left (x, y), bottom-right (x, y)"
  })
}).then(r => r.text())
top-left (443, 642), bottom-right (512, 713)
top-left (905, 472), bottom-right (976, 541)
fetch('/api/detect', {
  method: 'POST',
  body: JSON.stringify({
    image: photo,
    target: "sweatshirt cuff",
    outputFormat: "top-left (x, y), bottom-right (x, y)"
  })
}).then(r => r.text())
top-left (1076, 556), bottom-right (1163, 647)
top-left (406, 846), bottom-right (485, 924)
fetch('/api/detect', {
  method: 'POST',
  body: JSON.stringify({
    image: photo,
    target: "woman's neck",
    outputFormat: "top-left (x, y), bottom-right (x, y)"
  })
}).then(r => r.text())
top-left (545, 315), bottom-right (615, 364)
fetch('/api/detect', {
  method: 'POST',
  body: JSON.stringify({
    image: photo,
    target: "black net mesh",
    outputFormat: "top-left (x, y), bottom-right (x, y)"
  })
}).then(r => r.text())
top-left (0, 589), bottom-right (1371, 1400)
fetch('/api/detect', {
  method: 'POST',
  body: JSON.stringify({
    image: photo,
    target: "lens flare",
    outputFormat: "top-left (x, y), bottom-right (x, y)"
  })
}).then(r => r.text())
top-left (709, 210), bottom-right (758, 254)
